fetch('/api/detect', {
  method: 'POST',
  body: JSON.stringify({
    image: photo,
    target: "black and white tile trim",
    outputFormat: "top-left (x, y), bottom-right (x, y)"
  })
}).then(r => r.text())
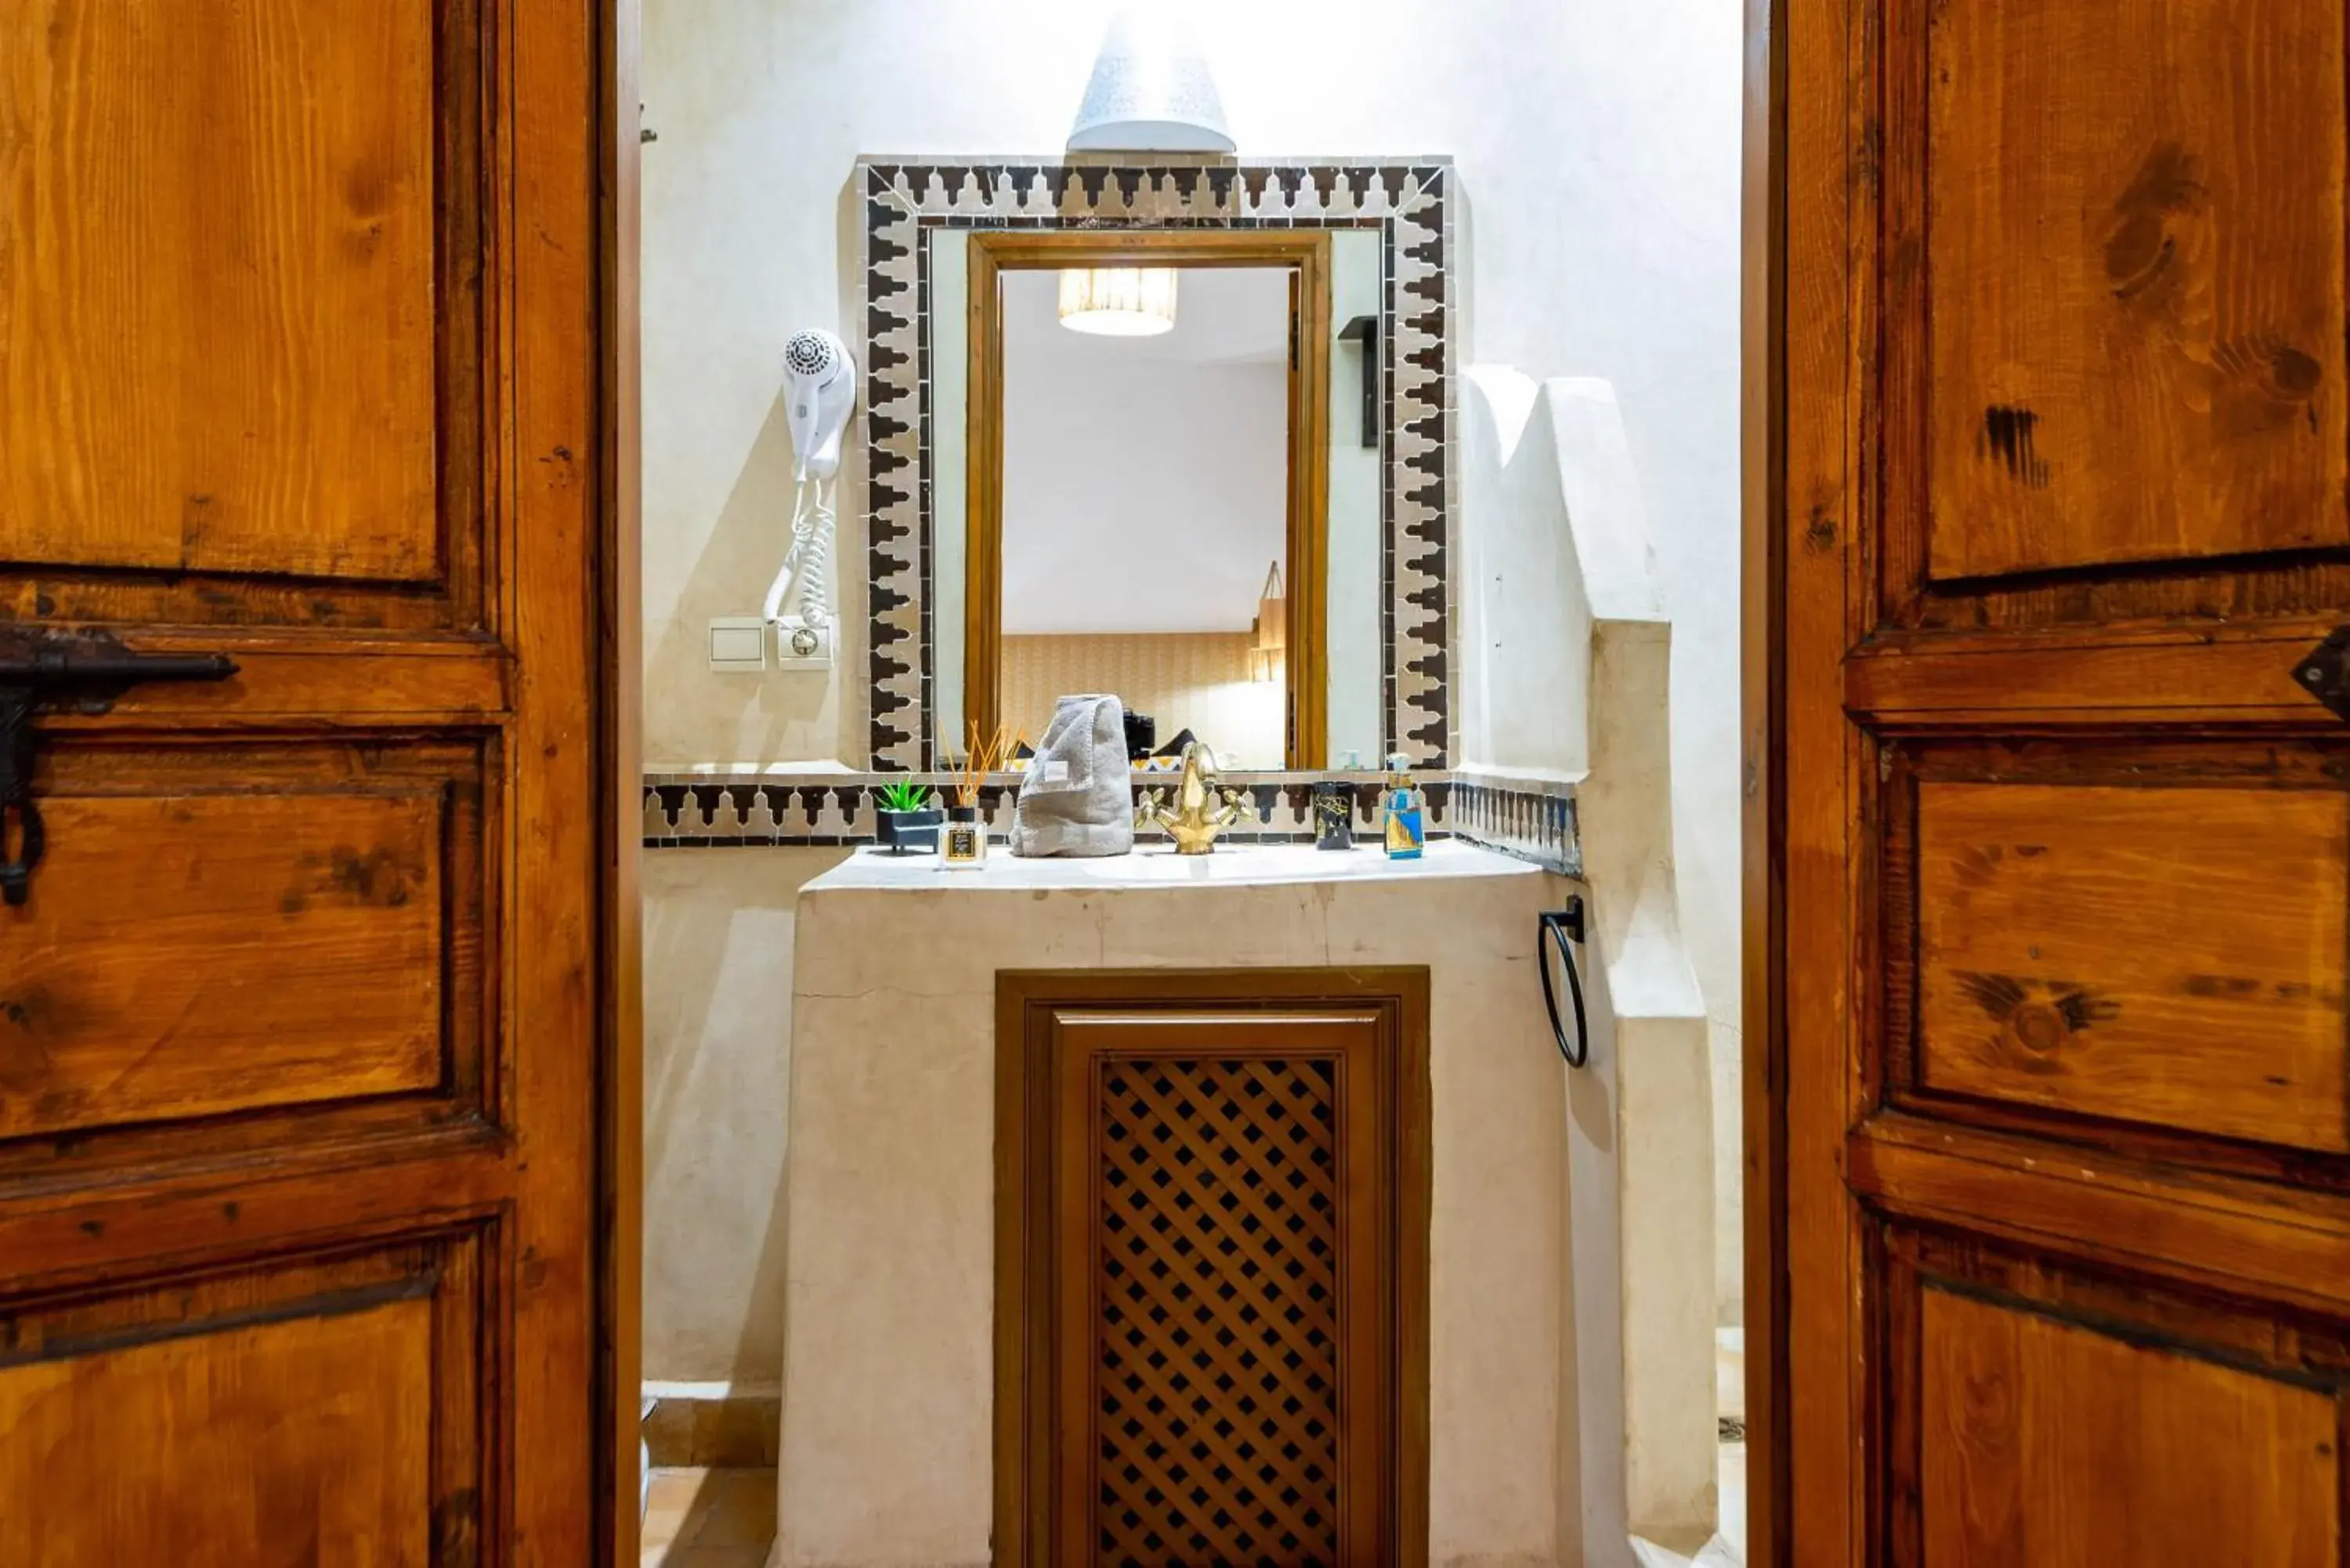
top-left (642, 768), bottom-right (1578, 876)
top-left (859, 157), bottom-right (1455, 774)
top-left (1444, 772), bottom-right (1582, 879)
top-left (643, 771), bottom-right (1408, 849)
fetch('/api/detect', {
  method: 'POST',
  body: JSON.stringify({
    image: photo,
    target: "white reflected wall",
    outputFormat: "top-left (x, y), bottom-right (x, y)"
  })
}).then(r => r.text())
top-left (1325, 228), bottom-right (1383, 765)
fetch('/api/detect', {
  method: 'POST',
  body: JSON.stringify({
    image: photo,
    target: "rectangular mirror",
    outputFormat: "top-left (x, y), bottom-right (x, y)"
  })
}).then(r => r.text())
top-left (859, 160), bottom-right (1454, 775)
top-left (933, 229), bottom-right (1385, 770)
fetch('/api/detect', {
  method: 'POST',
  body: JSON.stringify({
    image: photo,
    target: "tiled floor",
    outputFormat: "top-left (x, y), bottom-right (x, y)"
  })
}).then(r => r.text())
top-left (642, 1335), bottom-right (1751, 1568)
top-left (642, 1467), bottom-right (776, 1568)
top-left (1716, 1326), bottom-right (1747, 1563)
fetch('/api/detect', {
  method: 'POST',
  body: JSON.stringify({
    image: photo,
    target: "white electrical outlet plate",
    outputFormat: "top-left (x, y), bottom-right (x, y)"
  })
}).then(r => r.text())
top-left (707, 616), bottom-right (769, 673)
top-left (776, 620), bottom-right (833, 671)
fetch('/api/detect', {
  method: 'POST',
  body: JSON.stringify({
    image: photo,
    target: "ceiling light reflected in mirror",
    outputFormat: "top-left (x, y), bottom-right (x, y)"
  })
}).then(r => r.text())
top-left (1057, 267), bottom-right (1180, 337)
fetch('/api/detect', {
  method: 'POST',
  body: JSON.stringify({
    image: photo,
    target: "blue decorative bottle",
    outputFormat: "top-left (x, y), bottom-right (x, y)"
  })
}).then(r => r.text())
top-left (1383, 753), bottom-right (1426, 860)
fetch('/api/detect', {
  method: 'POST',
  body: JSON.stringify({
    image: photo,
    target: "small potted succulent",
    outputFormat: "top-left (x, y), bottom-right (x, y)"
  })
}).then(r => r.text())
top-left (874, 779), bottom-right (943, 855)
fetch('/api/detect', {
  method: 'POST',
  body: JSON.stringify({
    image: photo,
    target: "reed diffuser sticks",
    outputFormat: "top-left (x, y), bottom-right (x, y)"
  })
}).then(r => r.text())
top-left (954, 720), bottom-right (1019, 805)
top-left (940, 720), bottom-right (1022, 869)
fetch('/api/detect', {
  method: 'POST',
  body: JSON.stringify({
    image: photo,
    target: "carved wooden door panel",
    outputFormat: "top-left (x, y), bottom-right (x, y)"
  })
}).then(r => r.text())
top-left (1775, 0), bottom-right (2350, 1561)
top-left (0, 3), bottom-right (615, 1563)
top-left (996, 972), bottom-right (1430, 1568)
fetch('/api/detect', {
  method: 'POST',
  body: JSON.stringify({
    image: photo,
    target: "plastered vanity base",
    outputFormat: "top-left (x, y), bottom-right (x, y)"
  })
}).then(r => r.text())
top-left (777, 842), bottom-right (1580, 1568)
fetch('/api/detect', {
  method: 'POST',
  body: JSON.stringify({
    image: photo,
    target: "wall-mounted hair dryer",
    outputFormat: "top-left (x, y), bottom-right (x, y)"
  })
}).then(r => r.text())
top-left (764, 329), bottom-right (859, 652)
top-left (783, 328), bottom-right (856, 482)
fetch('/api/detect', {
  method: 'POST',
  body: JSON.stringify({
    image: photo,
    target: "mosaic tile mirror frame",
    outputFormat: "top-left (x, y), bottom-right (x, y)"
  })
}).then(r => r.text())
top-left (858, 157), bottom-right (1456, 772)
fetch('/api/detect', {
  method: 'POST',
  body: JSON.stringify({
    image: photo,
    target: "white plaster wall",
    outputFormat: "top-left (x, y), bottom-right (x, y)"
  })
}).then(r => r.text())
top-left (642, 0), bottom-right (1747, 1316)
top-left (642, 847), bottom-right (850, 1382)
top-left (1465, 372), bottom-right (1721, 1559)
top-left (1462, 366), bottom-right (1590, 779)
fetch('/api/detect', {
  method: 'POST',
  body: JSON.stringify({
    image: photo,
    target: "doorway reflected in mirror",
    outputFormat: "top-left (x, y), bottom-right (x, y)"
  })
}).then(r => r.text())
top-left (998, 265), bottom-right (1290, 768)
top-left (934, 224), bottom-right (1389, 772)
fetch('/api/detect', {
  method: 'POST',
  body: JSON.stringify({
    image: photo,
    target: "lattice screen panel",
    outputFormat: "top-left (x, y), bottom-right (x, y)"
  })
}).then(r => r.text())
top-left (1095, 1057), bottom-right (1340, 1568)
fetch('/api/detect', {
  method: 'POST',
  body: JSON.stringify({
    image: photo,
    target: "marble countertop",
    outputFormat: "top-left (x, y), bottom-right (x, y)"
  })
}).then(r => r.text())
top-left (805, 837), bottom-right (1542, 893)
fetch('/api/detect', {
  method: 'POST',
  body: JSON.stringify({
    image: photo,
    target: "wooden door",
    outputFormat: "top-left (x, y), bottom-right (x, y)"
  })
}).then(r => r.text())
top-left (1766, 0), bottom-right (2350, 1562)
top-left (0, 2), bottom-right (630, 1564)
top-left (995, 971), bottom-right (1430, 1568)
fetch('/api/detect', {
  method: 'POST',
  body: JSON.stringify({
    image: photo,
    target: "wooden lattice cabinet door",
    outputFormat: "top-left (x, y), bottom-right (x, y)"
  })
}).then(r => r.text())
top-left (996, 971), bottom-right (1430, 1568)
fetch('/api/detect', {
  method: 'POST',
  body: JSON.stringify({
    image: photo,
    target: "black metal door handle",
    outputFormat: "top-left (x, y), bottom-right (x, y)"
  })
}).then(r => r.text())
top-left (0, 627), bottom-right (238, 907)
top-left (1539, 898), bottom-right (1589, 1068)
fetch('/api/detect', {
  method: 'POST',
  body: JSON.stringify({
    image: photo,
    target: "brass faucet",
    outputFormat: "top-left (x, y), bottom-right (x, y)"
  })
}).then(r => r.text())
top-left (1137, 741), bottom-right (1257, 854)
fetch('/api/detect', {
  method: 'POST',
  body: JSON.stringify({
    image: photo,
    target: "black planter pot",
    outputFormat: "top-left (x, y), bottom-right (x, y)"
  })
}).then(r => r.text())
top-left (877, 807), bottom-right (944, 855)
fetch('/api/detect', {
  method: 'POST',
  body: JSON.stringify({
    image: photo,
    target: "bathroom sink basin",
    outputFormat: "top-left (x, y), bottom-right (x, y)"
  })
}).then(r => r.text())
top-left (1080, 843), bottom-right (1410, 883)
top-left (821, 839), bottom-right (1530, 891)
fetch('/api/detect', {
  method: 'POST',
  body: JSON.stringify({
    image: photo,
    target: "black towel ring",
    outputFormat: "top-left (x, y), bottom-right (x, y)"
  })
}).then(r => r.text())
top-left (1539, 899), bottom-right (1589, 1068)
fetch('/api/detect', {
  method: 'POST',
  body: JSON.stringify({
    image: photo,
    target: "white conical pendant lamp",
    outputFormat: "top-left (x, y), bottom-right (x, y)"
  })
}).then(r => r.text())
top-left (1066, 7), bottom-right (1235, 154)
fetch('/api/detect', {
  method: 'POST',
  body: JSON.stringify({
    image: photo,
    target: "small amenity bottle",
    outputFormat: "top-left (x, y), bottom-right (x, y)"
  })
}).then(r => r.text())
top-left (942, 803), bottom-right (989, 868)
top-left (1313, 780), bottom-right (1355, 851)
top-left (1383, 753), bottom-right (1426, 860)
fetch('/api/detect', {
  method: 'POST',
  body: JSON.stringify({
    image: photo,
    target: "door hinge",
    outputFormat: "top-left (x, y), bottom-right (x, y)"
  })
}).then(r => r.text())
top-left (0, 627), bottom-right (237, 907)
top-left (2293, 627), bottom-right (2350, 721)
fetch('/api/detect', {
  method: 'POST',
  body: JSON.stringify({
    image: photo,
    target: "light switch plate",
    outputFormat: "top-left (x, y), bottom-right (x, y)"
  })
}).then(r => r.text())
top-left (776, 620), bottom-right (834, 672)
top-left (707, 616), bottom-right (768, 673)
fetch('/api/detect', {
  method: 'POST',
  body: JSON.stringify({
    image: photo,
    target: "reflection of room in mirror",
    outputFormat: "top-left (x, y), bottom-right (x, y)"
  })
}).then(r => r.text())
top-left (999, 267), bottom-right (1290, 768)
top-left (1002, 631), bottom-right (1271, 765)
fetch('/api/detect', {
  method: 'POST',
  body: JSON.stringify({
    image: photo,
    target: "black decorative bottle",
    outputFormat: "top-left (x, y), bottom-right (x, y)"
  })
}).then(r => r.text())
top-left (1312, 781), bottom-right (1355, 851)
